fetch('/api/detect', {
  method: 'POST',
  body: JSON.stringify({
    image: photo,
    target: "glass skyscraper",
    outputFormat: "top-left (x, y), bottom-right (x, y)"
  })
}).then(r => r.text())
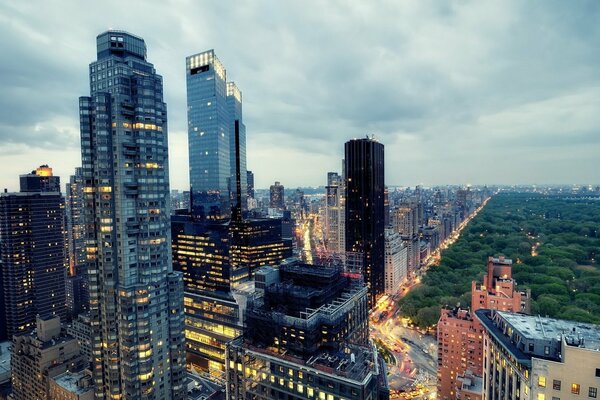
top-left (79, 30), bottom-right (185, 399)
top-left (186, 50), bottom-right (247, 219)
top-left (345, 137), bottom-right (385, 308)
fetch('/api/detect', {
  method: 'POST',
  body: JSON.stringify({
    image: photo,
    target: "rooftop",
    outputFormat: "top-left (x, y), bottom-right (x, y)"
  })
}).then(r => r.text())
top-left (497, 310), bottom-right (600, 350)
top-left (52, 370), bottom-right (94, 395)
top-left (235, 338), bottom-right (379, 383)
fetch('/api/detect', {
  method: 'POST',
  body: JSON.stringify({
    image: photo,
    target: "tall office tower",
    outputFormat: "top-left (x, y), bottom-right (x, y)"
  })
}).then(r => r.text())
top-left (324, 172), bottom-right (345, 255)
top-left (226, 260), bottom-right (389, 399)
top-left (384, 229), bottom-right (407, 294)
top-left (19, 165), bottom-right (61, 192)
top-left (186, 50), bottom-right (247, 219)
top-left (11, 316), bottom-right (86, 400)
top-left (0, 167), bottom-right (67, 338)
top-left (476, 310), bottom-right (600, 400)
top-left (345, 137), bottom-right (385, 307)
top-left (269, 181), bottom-right (284, 209)
top-left (246, 170), bottom-right (254, 199)
top-left (65, 168), bottom-right (89, 318)
top-left (437, 257), bottom-right (531, 400)
top-left (79, 31), bottom-right (185, 399)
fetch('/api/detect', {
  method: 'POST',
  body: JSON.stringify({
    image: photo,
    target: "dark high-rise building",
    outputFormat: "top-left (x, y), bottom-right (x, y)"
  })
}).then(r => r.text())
top-left (246, 170), bottom-right (254, 199)
top-left (19, 165), bottom-right (61, 193)
top-left (0, 167), bottom-right (67, 338)
top-left (65, 168), bottom-right (88, 318)
top-left (269, 181), bottom-right (284, 209)
top-left (79, 30), bottom-right (185, 399)
top-left (186, 50), bottom-right (247, 219)
top-left (345, 137), bottom-right (385, 307)
top-left (226, 260), bottom-right (389, 399)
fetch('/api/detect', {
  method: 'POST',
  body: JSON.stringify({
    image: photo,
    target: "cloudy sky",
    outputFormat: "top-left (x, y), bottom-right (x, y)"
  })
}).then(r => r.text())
top-left (0, 1), bottom-right (599, 191)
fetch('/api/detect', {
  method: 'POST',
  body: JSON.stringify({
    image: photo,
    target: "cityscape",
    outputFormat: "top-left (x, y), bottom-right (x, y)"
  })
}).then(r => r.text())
top-left (1, 2), bottom-right (600, 400)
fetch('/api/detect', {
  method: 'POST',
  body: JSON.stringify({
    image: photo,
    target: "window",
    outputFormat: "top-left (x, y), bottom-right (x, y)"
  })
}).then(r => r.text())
top-left (590, 388), bottom-right (598, 399)
top-left (538, 394), bottom-right (546, 400)
top-left (539, 376), bottom-right (547, 388)
top-left (596, 369), bottom-right (600, 378)
top-left (553, 380), bottom-right (561, 390)
top-left (552, 397), bottom-right (560, 400)
top-left (573, 384), bottom-right (581, 395)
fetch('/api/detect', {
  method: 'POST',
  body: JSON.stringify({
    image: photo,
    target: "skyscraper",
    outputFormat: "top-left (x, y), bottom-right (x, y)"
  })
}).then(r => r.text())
top-left (186, 50), bottom-right (247, 219)
top-left (324, 171), bottom-right (345, 255)
top-left (0, 166), bottom-right (67, 338)
top-left (269, 181), bottom-right (284, 209)
top-left (79, 30), bottom-right (185, 399)
top-left (345, 137), bottom-right (385, 307)
top-left (246, 170), bottom-right (254, 199)
top-left (65, 168), bottom-right (89, 318)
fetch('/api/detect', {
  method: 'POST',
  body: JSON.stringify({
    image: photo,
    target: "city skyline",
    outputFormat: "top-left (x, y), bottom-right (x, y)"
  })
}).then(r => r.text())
top-left (1, 1), bottom-right (600, 192)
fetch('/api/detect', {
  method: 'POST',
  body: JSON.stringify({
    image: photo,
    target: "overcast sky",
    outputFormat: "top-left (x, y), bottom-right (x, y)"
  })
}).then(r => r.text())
top-left (0, 1), bottom-right (599, 191)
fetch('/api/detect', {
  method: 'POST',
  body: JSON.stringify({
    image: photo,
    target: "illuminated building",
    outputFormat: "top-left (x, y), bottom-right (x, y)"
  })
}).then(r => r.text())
top-left (186, 50), bottom-right (247, 219)
top-left (11, 316), bottom-right (86, 400)
top-left (476, 310), bottom-right (600, 400)
top-left (438, 257), bottom-right (531, 400)
top-left (270, 181), bottom-right (285, 210)
top-left (19, 165), bottom-right (60, 193)
top-left (384, 229), bottom-right (407, 294)
top-left (0, 167), bottom-right (67, 338)
top-left (226, 260), bottom-right (389, 399)
top-left (172, 214), bottom-right (292, 377)
top-left (79, 30), bottom-right (185, 399)
top-left (345, 137), bottom-right (385, 307)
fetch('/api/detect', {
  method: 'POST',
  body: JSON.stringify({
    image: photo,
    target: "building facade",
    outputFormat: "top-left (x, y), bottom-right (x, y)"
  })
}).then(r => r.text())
top-left (345, 137), bottom-right (385, 307)
top-left (0, 167), bottom-right (67, 338)
top-left (270, 181), bottom-right (285, 210)
top-left (476, 310), bottom-right (600, 400)
top-left (437, 257), bottom-right (531, 400)
top-left (384, 229), bottom-right (408, 294)
top-left (186, 50), bottom-right (247, 219)
top-left (79, 30), bottom-right (185, 399)
top-left (324, 172), bottom-right (345, 256)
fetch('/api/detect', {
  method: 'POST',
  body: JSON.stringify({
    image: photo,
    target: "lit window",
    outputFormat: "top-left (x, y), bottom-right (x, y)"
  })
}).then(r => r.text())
top-left (539, 376), bottom-right (546, 388)
top-left (572, 384), bottom-right (580, 395)
top-left (538, 394), bottom-right (545, 400)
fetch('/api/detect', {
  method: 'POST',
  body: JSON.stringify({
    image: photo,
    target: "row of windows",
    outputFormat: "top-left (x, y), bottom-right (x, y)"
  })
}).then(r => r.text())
top-left (539, 376), bottom-right (597, 397)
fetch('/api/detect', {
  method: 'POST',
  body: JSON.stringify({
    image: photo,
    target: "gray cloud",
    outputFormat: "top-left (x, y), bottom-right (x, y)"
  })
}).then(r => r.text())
top-left (0, 0), bottom-right (598, 191)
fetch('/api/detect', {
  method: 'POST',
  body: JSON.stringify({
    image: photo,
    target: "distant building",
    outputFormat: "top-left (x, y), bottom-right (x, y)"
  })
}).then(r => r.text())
top-left (19, 165), bottom-right (60, 193)
top-left (0, 166), bottom-right (67, 338)
top-left (384, 229), bottom-right (408, 294)
top-left (247, 170), bottom-right (255, 199)
top-left (11, 316), bottom-right (86, 400)
top-left (226, 260), bottom-right (389, 399)
top-left (324, 172), bottom-right (345, 255)
top-left (437, 257), bottom-right (531, 400)
top-left (345, 137), bottom-right (385, 307)
top-left (476, 310), bottom-right (600, 400)
top-left (270, 181), bottom-right (285, 209)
